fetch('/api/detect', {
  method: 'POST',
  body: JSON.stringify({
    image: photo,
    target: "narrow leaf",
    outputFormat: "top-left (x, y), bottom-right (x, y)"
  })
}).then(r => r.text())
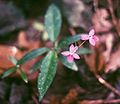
top-left (19, 69), bottom-right (28, 83)
top-left (8, 56), bottom-right (17, 65)
top-left (77, 48), bottom-right (93, 55)
top-left (2, 66), bottom-right (17, 78)
top-left (58, 35), bottom-right (81, 48)
top-left (38, 51), bottom-right (57, 101)
top-left (59, 55), bottom-right (78, 71)
top-left (30, 59), bottom-right (43, 73)
top-left (45, 4), bottom-right (61, 42)
top-left (17, 48), bottom-right (49, 65)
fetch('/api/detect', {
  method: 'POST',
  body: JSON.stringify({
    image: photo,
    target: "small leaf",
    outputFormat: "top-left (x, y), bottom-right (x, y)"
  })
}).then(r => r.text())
top-left (58, 35), bottom-right (81, 48)
top-left (38, 51), bottom-right (57, 101)
top-left (19, 69), bottom-right (28, 83)
top-left (77, 48), bottom-right (92, 55)
top-left (45, 4), bottom-right (62, 42)
top-left (30, 59), bottom-right (43, 73)
top-left (59, 55), bottom-right (78, 71)
top-left (8, 56), bottom-right (17, 65)
top-left (17, 48), bottom-right (49, 65)
top-left (2, 66), bottom-right (17, 78)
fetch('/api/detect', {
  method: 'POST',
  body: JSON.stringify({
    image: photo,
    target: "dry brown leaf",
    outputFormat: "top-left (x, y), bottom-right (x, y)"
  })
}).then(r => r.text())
top-left (49, 95), bottom-right (61, 104)
top-left (106, 45), bottom-right (120, 73)
top-left (98, 33), bottom-right (114, 63)
top-left (0, 30), bottom-right (42, 80)
top-left (92, 8), bottom-right (112, 33)
top-left (18, 31), bottom-right (29, 48)
top-left (62, 89), bottom-right (78, 104)
top-left (0, 45), bottom-right (18, 69)
top-left (84, 47), bottom-right (105, 73)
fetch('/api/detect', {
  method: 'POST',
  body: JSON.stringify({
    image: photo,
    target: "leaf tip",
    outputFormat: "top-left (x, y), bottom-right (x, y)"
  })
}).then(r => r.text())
top-left (38, 94), bottom-right (44, 102)
top-left (24, 79), bottom-right (28, 83)
top-left (1, 75), bottom-right (5, 79)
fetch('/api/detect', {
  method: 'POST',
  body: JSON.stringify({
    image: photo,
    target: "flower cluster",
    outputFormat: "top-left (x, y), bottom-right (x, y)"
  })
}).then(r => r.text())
top-left (61, 29), bottom-right (99, 62)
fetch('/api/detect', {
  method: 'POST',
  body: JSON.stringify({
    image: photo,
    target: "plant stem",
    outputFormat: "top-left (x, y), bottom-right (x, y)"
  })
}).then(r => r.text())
top-left (94, 73), bottom-right (120, 96)
top-left (78, 40), bottom-right (86, 47)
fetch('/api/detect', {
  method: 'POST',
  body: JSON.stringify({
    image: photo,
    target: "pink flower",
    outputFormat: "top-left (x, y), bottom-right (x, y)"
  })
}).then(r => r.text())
top-left (81, 29), bottom-right (99, 46)
top-left (61, 44), bottom-right (80, 63)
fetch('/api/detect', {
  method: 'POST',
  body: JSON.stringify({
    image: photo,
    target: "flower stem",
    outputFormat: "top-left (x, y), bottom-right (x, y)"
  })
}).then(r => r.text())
top-left (78, 40), bottom-right (86, 47)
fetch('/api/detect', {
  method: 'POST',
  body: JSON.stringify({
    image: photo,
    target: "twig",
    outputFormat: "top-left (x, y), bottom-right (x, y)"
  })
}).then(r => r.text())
top-left (107, 0), bottom-right (117, 26)
top-left (94, 73), bottom-right (120, 96)
top-left (32, 95), bottom-right (39, 104)
top-left (107, 0), bottom-right (120, 36)
top-left (68, 27), bottom-right (76, 36)
top-left (80, 99), bottom-right (120, 104)
top-left (93, 0), bottom-right (99, 12)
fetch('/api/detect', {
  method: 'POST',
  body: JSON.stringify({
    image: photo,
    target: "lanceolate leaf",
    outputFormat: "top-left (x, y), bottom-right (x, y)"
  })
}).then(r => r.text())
top-left (59, 55), bottom-right (78, 71)
top-left (19, 69), bottom-right (28, 83)
top-left (58, 35), bottom-right (81, 48)
top-left (2, 66), bottom-right (17, 78)
top-left (30, 59), bottom-right (43, 73)
top-left (17, 48), bottom-right (49, 65)
top-left (8, 56), bottom-right (17, 65)
top-left (38, 51), bottom-right (57, 101)
top-left (45, 4), bottom-right (61, 42)
top-left (77, 48), bottom-right (92, 55)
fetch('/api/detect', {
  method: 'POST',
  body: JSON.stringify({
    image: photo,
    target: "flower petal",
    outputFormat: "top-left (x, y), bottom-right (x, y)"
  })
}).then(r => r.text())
top-left (89, 38), bottom-right (96, 46)
top-left (73, 53), bottom-right (80, 59)
top-left (73, 46), bottom-right (78, 53)
top-left (81, 35), bottom-right (89, 40)
top-left (61, 51), bottom-right (70, 56)
top-left (93, 35), bottom-right (99, 41)
top-left (89, 29), bottom-right (95, 36)
top-left (67, 55), bottom-right (74, 63)
top-left (69, 44), bottom-right (75, 52)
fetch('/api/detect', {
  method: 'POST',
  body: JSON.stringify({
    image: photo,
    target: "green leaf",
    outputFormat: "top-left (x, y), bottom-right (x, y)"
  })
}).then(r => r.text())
top-left (38, 51), bottom-right (57, 101)
top-left (19, 69), bottom-right (28, 83)
top-left (30, 59), bottom-right (43, 73)
top-left (8, 56), bottom-right (17, 65)
top-left (2, 66), bottom-right (17, 78)
top-left (17, 48), bottom-right (49, 65)
top-left (45, 4), bottom-right (61, 42)
top-left (58, 35), bottom-right (81, 48)
top-left (77, 48), bottom-right (93, 55)
top-left (59, 55), bottom-right (78, 71)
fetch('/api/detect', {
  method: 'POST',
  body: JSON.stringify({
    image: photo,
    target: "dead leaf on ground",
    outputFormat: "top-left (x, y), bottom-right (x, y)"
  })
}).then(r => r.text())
top-left (61, 88), bottom-right (78, 104)
top-left (99, 33), bottom-right (114, 62)
top-left (92, 8), bottom-right (112, 33)
top-left (84, 46), bottom-right (105, 73)
top-left (106, 44), bottom-right (120, 73)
